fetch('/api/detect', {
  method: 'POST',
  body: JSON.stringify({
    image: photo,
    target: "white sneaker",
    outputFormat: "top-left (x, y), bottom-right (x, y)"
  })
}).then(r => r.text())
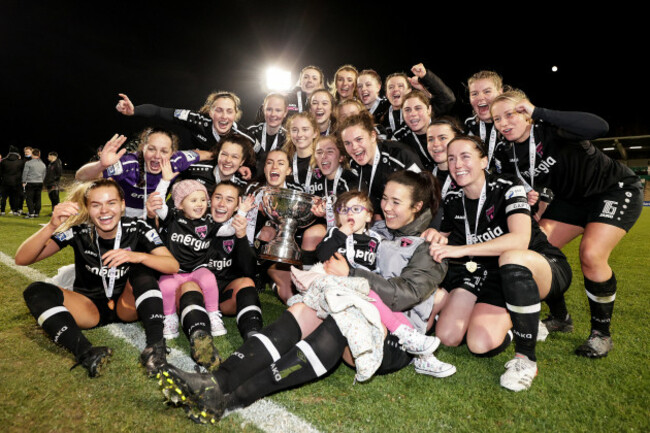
top-left (537, 321), bottom-right (549, 342)
top-left (500, 355), bottom-right (537, 392)
top-left (413, 353), bottom-right (456, 378)
top-left (393, 324), bottom-right (440, 355)
top-left (163, 313), bottom-right (179, 340)
top-left (208, 310), bottom-right (227, 336)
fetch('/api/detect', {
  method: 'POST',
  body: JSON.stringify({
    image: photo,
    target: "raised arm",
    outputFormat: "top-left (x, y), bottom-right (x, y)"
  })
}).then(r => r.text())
top-left (76, 134), bottom-right (127, 180)
top-left (516, 100), bottom-right (609, 140)
top-left (14, 201), bottom-right (79, 265)
top-left (409, 63), bottom-right (456, 116)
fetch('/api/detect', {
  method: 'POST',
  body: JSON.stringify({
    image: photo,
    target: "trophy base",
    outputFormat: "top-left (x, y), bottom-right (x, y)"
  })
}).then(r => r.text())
top-left (259, 242), bottom-right (302, 265)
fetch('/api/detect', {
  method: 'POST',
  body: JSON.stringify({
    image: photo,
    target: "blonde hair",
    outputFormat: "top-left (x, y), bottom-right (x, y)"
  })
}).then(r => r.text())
top-left (467, 71), bottom-right (504, 92)
top-left (282, 112), bottom-right (319, 160)
top-left (199, 91), bottom-right (242, 122)
top-left (328, 64), bottom-right (359, 101)
top-left (489, 88), bottom-right (531, 119)
top-left (55, 179), bottom-right (125, 235)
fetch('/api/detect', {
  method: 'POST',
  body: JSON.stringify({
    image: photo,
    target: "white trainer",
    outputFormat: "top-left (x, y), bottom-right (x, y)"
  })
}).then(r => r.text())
top-left (163, 313), bottom-right (180, 340)
top-left (413, 353), bottom-right (456, 378)
top-left (500, 355), bottom-right (537, 392)
top-left (393, 324), bottom-right (440, 355)
top-left (208, 310), bottom-right (227, 336)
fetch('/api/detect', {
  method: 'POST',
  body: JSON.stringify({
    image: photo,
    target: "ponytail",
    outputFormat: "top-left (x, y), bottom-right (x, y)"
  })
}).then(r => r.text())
top-left (386, 170), bottom-right (440, 218)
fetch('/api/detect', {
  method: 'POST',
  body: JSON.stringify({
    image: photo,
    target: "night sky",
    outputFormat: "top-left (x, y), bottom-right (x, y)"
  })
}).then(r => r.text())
top-left (2, 2), bottom-right (645, 169)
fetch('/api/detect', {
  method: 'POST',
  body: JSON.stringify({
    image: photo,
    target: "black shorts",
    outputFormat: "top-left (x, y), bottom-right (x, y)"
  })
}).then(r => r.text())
top-left (543, 181), bottom-right (643, 232)
top-left (443, 253), bottom-right (572, 308)
top-left (85, 294), bottom-right (124, 328)
top-left (442, 263), bottom-right (504, 306)
top-left (542, 253), bottom-right (572, 300)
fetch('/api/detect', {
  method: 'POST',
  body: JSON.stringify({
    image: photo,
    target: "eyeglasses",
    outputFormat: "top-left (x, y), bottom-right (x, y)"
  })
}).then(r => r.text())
top-left (335, 205), bottom-right (368, 215)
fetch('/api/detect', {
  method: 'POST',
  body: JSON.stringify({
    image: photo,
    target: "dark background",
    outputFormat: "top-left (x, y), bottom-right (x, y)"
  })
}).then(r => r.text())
top-left (2, 2), bottom-right (646, 169)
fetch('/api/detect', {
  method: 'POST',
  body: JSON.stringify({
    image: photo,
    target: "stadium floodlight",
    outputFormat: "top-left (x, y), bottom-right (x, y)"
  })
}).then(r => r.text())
top-left (266, 67), bottom-right (292, 92)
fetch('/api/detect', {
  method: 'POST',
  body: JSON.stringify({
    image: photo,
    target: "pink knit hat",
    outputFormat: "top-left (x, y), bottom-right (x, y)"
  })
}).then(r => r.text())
top-left (171, 180), bottom-right (208, 209)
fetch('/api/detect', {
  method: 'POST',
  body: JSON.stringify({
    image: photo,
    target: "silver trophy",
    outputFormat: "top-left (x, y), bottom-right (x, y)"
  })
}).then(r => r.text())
top-left (258, 187), bottom-right (317, 265)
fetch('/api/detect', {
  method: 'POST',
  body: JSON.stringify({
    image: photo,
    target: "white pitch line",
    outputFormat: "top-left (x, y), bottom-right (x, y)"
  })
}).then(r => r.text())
top-left (0, 251), bottom-right (322, 433)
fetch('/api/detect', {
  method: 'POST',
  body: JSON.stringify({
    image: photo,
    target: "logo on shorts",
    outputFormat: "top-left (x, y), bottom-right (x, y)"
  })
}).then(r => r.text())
top-left (600, 200), bottom-right (618, 219)
top-left (223, 239), bottom-right (234, 253)
top-left (400, 238), bottom-right (413, 248)
top-left (485, 205), bottom-right (495, 221)
top-left (195, 225), bottom-right (207, 239)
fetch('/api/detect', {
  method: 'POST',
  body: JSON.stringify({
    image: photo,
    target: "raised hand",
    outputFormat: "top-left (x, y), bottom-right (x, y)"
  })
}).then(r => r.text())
top-left (116, 93), bottom-right (135, 116)
top-left (160, 157), bottom-right (178, 182)
top-left (515, 99), bottom-right (536, 117)
top-left (49, 201), bottom-right (80, 229)
top-left (238, 194), bottom-right (256, 214)
top-left (100, 134), bottom-right (128, 168)
top-left (146, 191), bottom-right (163, 219)
top-left (411, 63), bottom-right (427, 79)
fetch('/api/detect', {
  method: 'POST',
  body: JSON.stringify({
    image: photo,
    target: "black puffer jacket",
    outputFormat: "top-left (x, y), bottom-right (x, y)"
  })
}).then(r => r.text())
top-left (0, 152), bottom-right (25, 186)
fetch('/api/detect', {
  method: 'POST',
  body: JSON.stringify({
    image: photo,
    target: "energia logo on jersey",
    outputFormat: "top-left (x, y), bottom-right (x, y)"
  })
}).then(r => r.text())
top-left (470, 226), bottom-right (504, 244)
top-left (170, 233), bottom-right (210, 251)
top-left (208, 257), bottom-right (232, 271)
top-left (85, 264), bottom-right (130, 278)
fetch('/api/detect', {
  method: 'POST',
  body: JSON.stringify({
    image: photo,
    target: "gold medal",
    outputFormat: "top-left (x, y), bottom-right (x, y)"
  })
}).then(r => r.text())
top-left (107, 299), bottom-right (115, 310)
top-left (466, 261), bottom-right (478, 273)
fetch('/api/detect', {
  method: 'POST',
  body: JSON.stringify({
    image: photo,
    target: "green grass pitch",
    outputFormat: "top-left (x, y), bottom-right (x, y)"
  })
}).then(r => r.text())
top-left (1, 193), bottom-right (648, 432)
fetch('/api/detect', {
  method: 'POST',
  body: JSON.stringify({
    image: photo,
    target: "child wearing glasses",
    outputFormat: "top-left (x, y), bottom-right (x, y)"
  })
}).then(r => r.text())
top-left (298, 190), bottom-right (454, 376)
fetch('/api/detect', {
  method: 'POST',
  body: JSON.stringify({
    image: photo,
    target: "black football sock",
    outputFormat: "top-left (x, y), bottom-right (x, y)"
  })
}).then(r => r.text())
top-left (228, 316), bottom-right (346, 410)
top-left (213, 310), bottom-right (302, 394)
top-left (179, 291), bottom-right (211, 337)
top-left (23, 282), bottom-right (92, 359)
top-left (235, 286), bottom-right (263, 339)
top-left (129, 264), bottom-right (164, 345)
top-left (585, 273), bottom-right (616, 336)
top-left (501, 264), bottom-right (541, 361)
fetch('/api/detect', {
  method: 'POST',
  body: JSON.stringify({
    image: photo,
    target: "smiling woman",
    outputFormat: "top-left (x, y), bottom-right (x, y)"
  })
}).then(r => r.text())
top-left (15, 179), bottom-right (179, 378)
top-left (337, 111), bottom-right (423, 213)
top-left (75, 128), bottom-right (203, 218)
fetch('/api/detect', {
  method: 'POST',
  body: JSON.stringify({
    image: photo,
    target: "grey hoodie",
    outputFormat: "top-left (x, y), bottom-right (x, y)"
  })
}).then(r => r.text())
top-left (22, 158), bottom-right (46, 184)
top-left (349, 210), bottom-right (448, 312)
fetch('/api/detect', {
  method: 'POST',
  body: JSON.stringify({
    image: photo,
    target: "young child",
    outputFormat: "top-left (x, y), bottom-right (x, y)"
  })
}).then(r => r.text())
top-left (147, 159), bottom-right (230, 371)
top-left (305, 191), bottom-right (454, 376)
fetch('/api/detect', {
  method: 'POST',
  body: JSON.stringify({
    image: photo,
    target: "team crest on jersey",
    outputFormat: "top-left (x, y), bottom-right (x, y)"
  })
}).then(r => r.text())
top-left (485, 206), bottom-right (495, 221)
top-left (400, 238), bottom-right (413, 248)
top-left (536, 142), bottom-right (544, 157)
top-left (195, 225), bottom-right (208, 239)
top-left (145, 229), bottom-right (163, 246)
top-left (368, 240), bottom-right (377, 253)
top-left (223, 239), bottom-right (234, 253)
top-left (174, 109), bottom-right (190, 121)
top-left (54, 228), bottom-right (74, 242)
